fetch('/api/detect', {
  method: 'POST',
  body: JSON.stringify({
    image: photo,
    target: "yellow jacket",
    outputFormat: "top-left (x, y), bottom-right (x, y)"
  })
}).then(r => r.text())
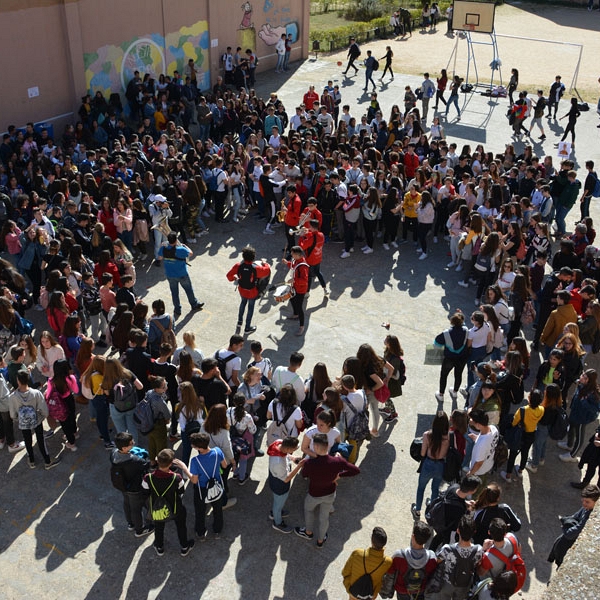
top-left (403, 192), bottom-right (420, 218)
top-left (512, 404), bottom-right (544, 433)
top-left (342, 547), bottom-right (392, 598)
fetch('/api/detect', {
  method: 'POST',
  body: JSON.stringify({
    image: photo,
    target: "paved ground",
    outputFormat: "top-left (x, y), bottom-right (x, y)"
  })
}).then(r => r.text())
top-left (2, 5), bottom-right (600, 600)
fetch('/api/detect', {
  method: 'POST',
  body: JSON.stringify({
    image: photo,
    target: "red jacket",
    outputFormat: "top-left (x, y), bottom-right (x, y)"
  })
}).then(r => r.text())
top-left (285, 258), bottom-right (309, 294)
top-left (301, 206), bottom-right (322, 230)
top-left (94, 261), bottom-right (122, 288)
top-left (303, 90), bottom-right (319, 111)
top-left (403, 152), bottom-right (420, 179)
top-left (226, 260), bottom-right (271, 299)
top-left (299, 230), bottom-right (324, 266)
top-left (284, 194), bottom-right (302, 227)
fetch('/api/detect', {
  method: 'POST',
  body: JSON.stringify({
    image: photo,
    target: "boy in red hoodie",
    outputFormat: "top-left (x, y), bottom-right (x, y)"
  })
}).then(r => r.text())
top-left (268, 436), bottom-right (305, 533)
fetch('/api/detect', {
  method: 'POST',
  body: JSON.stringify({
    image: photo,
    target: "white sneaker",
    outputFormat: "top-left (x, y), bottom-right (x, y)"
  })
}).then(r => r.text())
top-left (526, 462), bottom-right (538, 473)
top-left (557, 441), bottom-right (571, 450)
top-left (349, 247), bottom-right (355, 253)
top-left (433, 236), bottom-right (439, 243)
top-left (449, 390), bottom-right (458, 400)
top-left (435, 392), bottom-right (444, 402)
top-left (340, 251), bottom-right (351, 259)
top-left (455, 264), bottom-right (463, 272)
top-left (559, 453), bottom-right (578, 463)
top-left (447, 261), bottom-right (456, 268)
top-left (8, 441), bottom-right (25, 453)
top-left (363, 247), bottom-right (373, 254)
top-left (539, 459), bottom-right (545, 466)
top-left (188, 237), bottom-right (196, 243)
top-left (419, 252), bottom-right (428, 260)
top-left (500, 471), bottom-right (512, 483)
top-left (457, 280), bottom-right (469, 288)
top-left (263, 228), bottom-right (275, 235)
top-left (474, 298), bottom-right (480, 306)
top-left (361, 245), bottom-right (369, 252)
top-left (198, 230), bottom-right (209, 237)
top-left (391, 241), bottom-right (399, 248)
top-left (383, 243), bottom-right (390, 250)
top-left (514, 466), bottom-right (523, 479)
top-left (223, 497), bottom-right (238, 509)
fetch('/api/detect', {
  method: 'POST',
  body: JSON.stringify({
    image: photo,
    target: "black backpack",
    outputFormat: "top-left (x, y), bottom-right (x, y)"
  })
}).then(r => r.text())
top-left (348, 551), bottom-right (385, 600)
top-left (450, 544), bottom-right (478, 588)
top-left (372, 59), bottom-right (379, 72)
top-left (237, 262), bottom-right (257, 290)
top-left (214, 351), bottom-right (237, 382)
top-left (112, 378), bottom-right (138, 412)
top-left (443, 431), bottom-right (463, 483)
top-left (549, 407), bottom-right (569, 440)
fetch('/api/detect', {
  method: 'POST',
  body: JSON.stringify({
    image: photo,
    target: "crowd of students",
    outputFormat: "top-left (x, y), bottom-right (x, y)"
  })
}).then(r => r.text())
top-left (1, 53), bottom-right (600, 596)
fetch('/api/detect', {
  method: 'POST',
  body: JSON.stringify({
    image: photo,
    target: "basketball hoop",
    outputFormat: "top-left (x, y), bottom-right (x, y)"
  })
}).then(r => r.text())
top-left (467, 23), bottom-right (476, 32)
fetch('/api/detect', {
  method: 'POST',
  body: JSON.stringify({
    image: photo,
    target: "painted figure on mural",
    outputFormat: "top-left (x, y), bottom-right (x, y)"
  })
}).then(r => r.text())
top-left (240, 2), bottom-right (254, 29)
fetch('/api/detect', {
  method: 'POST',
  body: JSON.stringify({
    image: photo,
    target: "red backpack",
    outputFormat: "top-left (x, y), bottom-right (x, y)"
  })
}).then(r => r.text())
top-left (488, 533), bottom-right (527, 592)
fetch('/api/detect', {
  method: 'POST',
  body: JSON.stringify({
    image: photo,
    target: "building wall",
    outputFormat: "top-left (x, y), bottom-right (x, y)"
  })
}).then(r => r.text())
top-left (0, 0), bottom-right (309, 131)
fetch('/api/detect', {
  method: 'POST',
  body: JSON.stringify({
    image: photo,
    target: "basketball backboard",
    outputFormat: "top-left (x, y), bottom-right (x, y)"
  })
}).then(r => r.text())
top-left (452, 1), bottom-right (496, 34)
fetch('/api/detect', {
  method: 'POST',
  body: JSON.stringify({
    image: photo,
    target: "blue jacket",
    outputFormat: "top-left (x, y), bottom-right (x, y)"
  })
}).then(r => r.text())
top-left (569, 385), bottom-right (600, 425)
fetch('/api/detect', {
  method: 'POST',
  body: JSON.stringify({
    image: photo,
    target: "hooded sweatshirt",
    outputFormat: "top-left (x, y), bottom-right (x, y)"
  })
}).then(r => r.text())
top-left (389, 547), bottom-right (438, 595)
top-left (268, 440), bottom-right (292, 495)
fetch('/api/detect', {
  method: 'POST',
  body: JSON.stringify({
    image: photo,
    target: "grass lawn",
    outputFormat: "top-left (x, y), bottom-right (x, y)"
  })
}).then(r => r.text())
top-left (310, 10), bottom-right (347, 33)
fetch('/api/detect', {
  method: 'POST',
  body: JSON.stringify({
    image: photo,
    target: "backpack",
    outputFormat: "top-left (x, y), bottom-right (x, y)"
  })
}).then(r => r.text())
top-left (46, 387), bottom-right (69, 422)
top-left (18, 403), bottom-right (38, 430)
top-left (424, 493), bottom-right (447, 533)
top-left (266, 401), bottom-right (297, 445)
top-left (443, 432), bottom-right (463, 483)
top-left (450, 544), bottom-right (478, 588)
top-left (214, 350), bottom-right (237, 383)
top-left (404, 563), bottom-right (428, 594)
top-left (82, 285), bottom-right (102, 316)
top-left (348, 551), bottom-right (385, 600)
top-left (344, 392), bottom-right (370, 442)
top-left (487, 533), bottom-right (526, 592)
top-left (467, 577), bottom-right (492, 600)
top-left (592, 173), bottom-right (600, 198)
top-left (372, 59), bottom-right (379, 72)
top-left (206, 168), bottom-right (223, 192)
top-left (195, 452), bottom-right (224, 503)
top-left (112, 378), bottom-right (138, 412)
top-left (133, 396), bottom-right (155, 435)
top-left (148, 473), bottom-right (177, 521)
top-left (493, 435), bottom-right (509, 472)
top-left (58, 335), bottom-right (74, 360)
top-left (237, 261), bottom-right (258, 290)
top-left (185, 411), bottom-right (202, 435)
top-left (110, 459), bottom-right (128, 492)
top-left (549, 407), bottom-right (569, 440)
top-left (521, 300), bottom-right (536, 325)
top-left (410, 436), bottom-right (423, 462)
top-left (154, 317), bottom-right (176, 350)
top-left (504, 407), bottom-right (525, 452)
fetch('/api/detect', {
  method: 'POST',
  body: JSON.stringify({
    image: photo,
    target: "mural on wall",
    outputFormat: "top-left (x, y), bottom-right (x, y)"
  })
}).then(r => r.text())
top-left (236, 1), bottom-right (299, 54)
top-left (83, 20), bottom-right (210, 99)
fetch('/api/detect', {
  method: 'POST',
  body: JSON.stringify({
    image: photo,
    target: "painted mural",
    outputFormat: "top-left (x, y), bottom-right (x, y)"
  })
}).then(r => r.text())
top-left (83, 20), bottom-right (210, 99)
top-left (236, 1), bottom-right (299, 54)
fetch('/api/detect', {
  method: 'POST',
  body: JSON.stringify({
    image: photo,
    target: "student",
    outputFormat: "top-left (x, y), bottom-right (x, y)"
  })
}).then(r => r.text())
top-left (152, 343), bottom-right (179, 438)
top-left (267, 436), bottom-right (305, 533)
top-left (115, 274), bottom-right (136, 310)
top-left (141, 377), bottom-right (171, 465)
top-left (141, 448), bottom-right (194, 556)
top-left (340, 374), bottom-right (368, 464)
top-left (548, 484), bottom-right (600, 567)
top-left (435, 515), bottom-right (484, 600)
top-left (0, 374), bottom-right (25, 453)
top-left (477, 518), bottom-right (522, 580)
top-left (182, 432), bottom-right (228, 540)
top-left (294, 433), bottom-right (360, 547)
top-left (172, 331), bottom-right (204, 368)
top-left (383, 521), bottom-right (438, 600)
top-left (272, 351), bottom-right (305, 402)
top-left (110, 431), bottom-right (153, 537)
top-left (247, 340), bottom-right (273, 385)
top-left (342, 526), bottom-right (392, 600)
top-left (9, 370), bottom-right (60, 469)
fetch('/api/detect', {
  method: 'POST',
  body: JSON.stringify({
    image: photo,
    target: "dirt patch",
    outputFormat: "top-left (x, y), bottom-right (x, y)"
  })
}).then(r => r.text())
top-left (321, 3), bottom-right (600, 100)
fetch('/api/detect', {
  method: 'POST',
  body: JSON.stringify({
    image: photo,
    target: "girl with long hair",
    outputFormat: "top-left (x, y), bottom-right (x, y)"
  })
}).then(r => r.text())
top-left (529, 383), bottom-right (562, 473)
top-left (46, 291), bottom-right (70, 336)
top-left (36, 330), bottom-right (65, 380)
top-left (227, 393), bottom-right (258, 484)
top-left (111, 311), bottom-right (134, 354)
top-left (46, 358), bottom-right (79, 450)
top-left (301, 409), bottom-right (341, 459)
top-left (177, 381), bottom-right (206, 466)
top-left (382, 334), bottom-right (404, 421)
top-left (303, 362), bottom-right (332, 424)
top-left (411, 411), bottom-right (450, 521)
top-left (82, 355), bottom-right (112, 447)
top-left (416, 190), bottom-right (435, 259)
top-left (356, 343), bottom-right (393, 437)
top-left (560, 369), bottom-right (600, 461)
top-left (555, 332), bottom-right (585, 400)
top-left (101, 357), bottom-right (143, 434)
top-left (473, 482), bottom-right (521, 545)
top-left (361, 187), bottom-right (382, 254)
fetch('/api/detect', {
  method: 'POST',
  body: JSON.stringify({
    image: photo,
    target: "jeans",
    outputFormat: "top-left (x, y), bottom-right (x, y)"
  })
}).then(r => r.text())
top-left (555, 204), bottom-right (571, 234)
top-left (237, 296), bottom-right (256, 329)
top-left (467, 346), bottom-right (489, 387)
top-left (581, 195), bottom-right (591, 220)
top-left (415, 457), bottom-right (444, 511)
top-left (506, 430), bottom-right (536, 473)
top-left (109, 404), bottom-right (137, 435)
top-left (275, 53), bottom-right (285, 71)
top-left (231, 186), bottom-right (242, 220)
top-left (446, 93), bottom-right (460, 117)
top-left (198, 123), bottom-right (210, 142)
top-left (304, 491), bottom-right (335, 541)
top-left (213, 190), bottom-right (227, 221)
top-left (123, 491), bottom-right (149, 533)
top-left (283, 51), bottom-right (291, 71)
top-left (153, 228), bottom-right (167, 260)
top-left (531, 424), bottom-right (550, 467)
top-left (193, 484), bottom-right (223, 534)
top-left (93, 395), bottom-right (111, 443)
top-left (236, 457), bottom-right (249, 480)
top-left (168, 274), bottom-right (199, 313)
top-left (365, 69), bottom-right (376, 90)
top-left (118, 229), bottom-right (134, 252)
top-left (272, 490), bottom-right (290, 525)
top-left (418, 222), bottom-right (432, 253)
